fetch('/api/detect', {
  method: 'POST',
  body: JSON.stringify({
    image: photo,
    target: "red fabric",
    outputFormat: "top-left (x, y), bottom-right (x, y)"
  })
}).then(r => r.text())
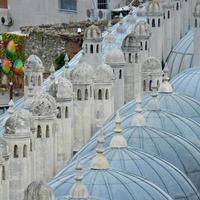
top-left (0, 0), bottom-right (8, 8)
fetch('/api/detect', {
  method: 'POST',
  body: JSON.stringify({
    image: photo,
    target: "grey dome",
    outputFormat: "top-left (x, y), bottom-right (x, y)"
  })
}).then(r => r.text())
top-left (105, 48), bottom-right (125, 65)
top-left (94, 64), bottom-right (113, 82)
top-left (49, 77), bottom-right (73, 99)
top-left (4, 109), bottom-right (32, 136)
top-left (30, 93), bottom-right (57, 117)
top-left (25, 55), bottom-right (44, 72)
top-left (57, 147), bottom-right (200, 200)
top-left (49, 168), bottom-right (173, 200)
top-left (171, 67), bottom-right (200, 101)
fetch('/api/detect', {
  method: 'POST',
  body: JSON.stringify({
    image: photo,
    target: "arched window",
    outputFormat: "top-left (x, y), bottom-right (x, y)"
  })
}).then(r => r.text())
top-left (176, 2), bottom-right (179, 10)
top-left (168, 11), bottom-right (170, 19)
top-left (65, 107), bottom-right (69, 118)
top-left (96, 44), bottom-right (99, 53)
top-left (37, 125), bottom-right (42, 138)
top-left (38, 76), bottom-right (41, 86)
top-left (46, 125), bottom-right (50, 138)
top-left (77, 89), bottom-right (82, 101)
top-left (14, 145), bottom-right (19, 158)
top-left (23, 145), bottom-right (27, 158)
top-left (149, 80), bottom-right (152, 91)
top-left (2, 166), bottom-right (5, 180)
top-left (129, 53), bottom-right (132, 63)
top-left (158, 18), bottom-right (161, 27)
top-left (25, 75), bottom-right (28, 86)
top-left (90, 86), bottom-right (92, 98)
top-left (90, 45), bottom-right (94, 53)
top-left (152, 19), bottom-right (156, 27)
top-left (31, 76), bottom-right (35, 86)
top-left (85, 44), bottom-right (88, 53)
top-left (119, 69), bottom-right (122, 79)
top-left (85, 89), bottom-right (89, 100)
top-left (143, 80), bottom-right (146, 92)
top-left (195, 19), bottom-right (198, 28)
top-left (157, 80), bottom-right (160, 88)
top-left (145, 41), bottom-right (148, 51)
top-left (94, 90), bottom-right (96, 100)
top-left (135, 53), bottom-right (138, 63)
top-left (147, 18), bottom-right (150, 24)
top-left (30, 140), bottom-right (32, 152)
top-left (57, 107), bottom-right (61, 118)
top-left (140, 42), bottom-right (143, 50)
top-left (105, 89), bottom-right (109, 100)
top-left (98, 89), bottom-right (103, 100)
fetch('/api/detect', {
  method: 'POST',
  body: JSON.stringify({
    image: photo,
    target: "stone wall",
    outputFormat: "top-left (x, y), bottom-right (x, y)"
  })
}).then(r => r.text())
top-left (21, 20), bottom-right (110, 74)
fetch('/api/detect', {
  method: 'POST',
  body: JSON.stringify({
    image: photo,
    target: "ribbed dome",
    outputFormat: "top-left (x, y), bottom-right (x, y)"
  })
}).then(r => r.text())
top-left (70, 59), bottom-right (94, 83)
top-left (146, 0), bottom-right (163, 16)
top-left (4, 109), bottom-right (32, 136)
top-left (50, 168), bottom-right (173, 200)
top-left (49, 77), bottom-right (73, 99)
top-left (57, 148), bottom-right (200, 200)
top-left (84, 25), bottom-right (102, 42)
top-left (133, 20), bottom-right (151, 40)
top-left (73, 126), bottom-right (200, 192)
top-left (105, 48), bottom-right (125, 65)
top-left (142, 57), bottom-right (163, 74)
top-left (171, 67), bottom-right (200, 101)
top-left (94, 64), bottom-right (113, 82)
top-left (25, 55), bottom-right (44, 72)
top-left (30, 93), bottom-right (57, 117)
top-left (166, 31), bottom-right (194, 78)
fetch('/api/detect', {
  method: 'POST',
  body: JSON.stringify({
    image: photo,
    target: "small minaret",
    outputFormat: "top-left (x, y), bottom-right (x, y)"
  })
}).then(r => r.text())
top-left (4, 109), bottom-right (32, 200)
top-left (193, 1), bottom-right (200, 66)
top-left (105, 48), bottom-right (125, 111)
top-left (162, 0), bottom-right (174, 62)
top-left (173, 0), bottom-right (182, 46)
top-left (146, 0), bottom-right (163, 61)
top-left (83, 24), bottom-right (103, 67)
top-left (0, 138), bottom-right (10, 200)
top-left (49, 76), bottom-right (74, 170)
top-left (122, 29), bottom-right (142, 101)
top-left (24, 55), bottom-right (44, 99)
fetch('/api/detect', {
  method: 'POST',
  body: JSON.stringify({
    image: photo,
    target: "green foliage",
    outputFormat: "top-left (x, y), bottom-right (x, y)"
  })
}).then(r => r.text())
top-left (2, 32), bottom-right (26, 62)
top-left (54, 53), bottom-right (65, 71)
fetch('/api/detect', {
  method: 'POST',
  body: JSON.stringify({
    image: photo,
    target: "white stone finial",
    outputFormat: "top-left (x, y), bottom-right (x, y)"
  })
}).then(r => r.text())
top-left (132, 99), bottom-right (146, 127)
top-left (110, 111), bottom-right (128, 148)
top-left (91, 129), bottom-right (109, 170)
top-left (7, 99), bottom-right (14, 115)
top-left (119, 12), bottom-right (123, 20)
top-left (69, 161), bottom-right (89, 198)
top-left (50, 63), bottom-right (55, 79)
top-left (158, 63), bottom-right (173, 93)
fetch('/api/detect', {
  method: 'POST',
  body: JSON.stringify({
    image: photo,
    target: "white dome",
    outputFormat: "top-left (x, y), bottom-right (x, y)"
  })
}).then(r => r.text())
top-left (30, 93), bottom-right (57, 117)
top-left (105, 48), bottom-right (125, 65)
top-left (194, 1), bottom-right (200, 17)
top-left (127, 12), bottom-right (137, 23)
top-left (49, 77), bottom-right (73, 99)
top-left (71, 59), bottom-right (94, 83)
top-left (142, 57), bottom-right (163, 74)
top-left (133, 20), bottom-right (151, 40)
top-left (25, 55), bottom-right (44, 72)
top-left (84, 25), bottom-right (102, 41)
top-left (116, 21), bottom-right (126, 33)
top-left (146, 0), bottom-right (162, 16)
top-left (95, 63), bottom-right (113, 82)
top-left (4, 109), bottom-right (32, 135)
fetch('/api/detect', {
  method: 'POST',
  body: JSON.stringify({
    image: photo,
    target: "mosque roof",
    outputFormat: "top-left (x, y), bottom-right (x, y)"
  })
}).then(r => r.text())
top-left (166, 31), bottom-right (194, 78)
top-left (171, 67), bottom-right (200, 101)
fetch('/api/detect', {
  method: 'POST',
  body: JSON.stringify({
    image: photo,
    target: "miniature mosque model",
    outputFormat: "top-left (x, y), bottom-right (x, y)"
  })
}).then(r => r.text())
top-left (2, 0), bottom-right (200, 200)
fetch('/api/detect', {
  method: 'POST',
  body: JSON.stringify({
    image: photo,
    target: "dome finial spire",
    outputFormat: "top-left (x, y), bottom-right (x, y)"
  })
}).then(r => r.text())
top-left (132, 97), bottom-right (146, 127)
top-left (91, 129), bottom-right (109, 170)
top-left (110, 111), bottom-right (128, 148)
top-left (49, 63), bottom-right (55, 81)
top-left (158, 63), bottom-right (173, 93)
top-left (7, 99), bottom-right (14, 115)
top-left (69, 160), bottom-right (89, 198)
